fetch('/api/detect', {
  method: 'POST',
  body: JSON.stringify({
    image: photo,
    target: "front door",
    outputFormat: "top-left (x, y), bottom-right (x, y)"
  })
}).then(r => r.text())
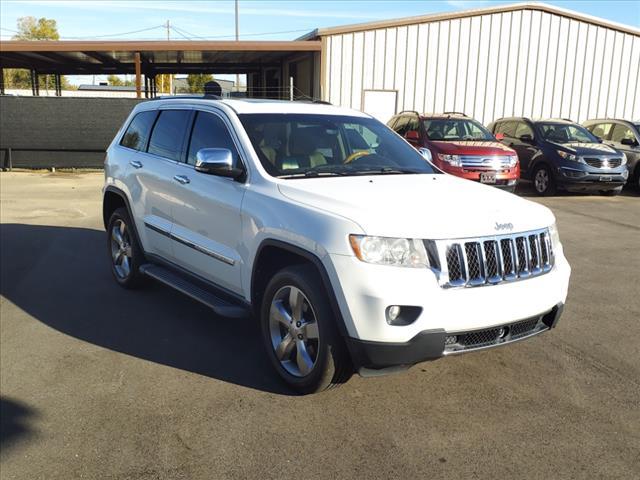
top-left (170, 109), bottom-right (246, 295)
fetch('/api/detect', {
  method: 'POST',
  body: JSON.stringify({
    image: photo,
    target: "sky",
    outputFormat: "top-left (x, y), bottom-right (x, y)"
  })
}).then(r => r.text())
top-left (2, 0), bottom-right (639, 85)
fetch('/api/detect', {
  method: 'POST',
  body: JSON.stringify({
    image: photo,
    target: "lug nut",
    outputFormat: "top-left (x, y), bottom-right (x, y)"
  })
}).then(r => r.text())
top-left (297, 334), bottom-right (303, 340)
top-left (296, 321), bottom-right (301, 327)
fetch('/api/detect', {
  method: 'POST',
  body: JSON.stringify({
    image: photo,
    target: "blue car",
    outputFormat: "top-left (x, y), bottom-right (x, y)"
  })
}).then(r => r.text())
top-left (487, 118), bottom-right (628, 196)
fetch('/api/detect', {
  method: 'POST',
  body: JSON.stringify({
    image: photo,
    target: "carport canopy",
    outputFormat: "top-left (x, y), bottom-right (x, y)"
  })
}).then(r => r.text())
top-left (0, 40), bottom-right (321, 97)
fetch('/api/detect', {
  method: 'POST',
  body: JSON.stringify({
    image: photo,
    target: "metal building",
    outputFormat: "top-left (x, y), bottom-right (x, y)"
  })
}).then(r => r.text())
top-left (306, 2), bottom-right (640, 124)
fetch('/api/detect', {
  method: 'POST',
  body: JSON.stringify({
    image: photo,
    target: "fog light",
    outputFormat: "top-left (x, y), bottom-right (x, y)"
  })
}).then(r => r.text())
top-left (622, 169), bottom-right (629, 179)
top-left (445, 335), bottom-right (458, 345)
top-left (387, 305), bottom-right (401, 322)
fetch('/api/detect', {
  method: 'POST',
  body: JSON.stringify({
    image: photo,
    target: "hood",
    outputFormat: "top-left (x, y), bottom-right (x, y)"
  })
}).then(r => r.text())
top-left (278, 174), bottom-right (554, 239)
top-left (430, 140), bottom-right (515, 156)
top-left (549, 141), bottom-right (620, 156)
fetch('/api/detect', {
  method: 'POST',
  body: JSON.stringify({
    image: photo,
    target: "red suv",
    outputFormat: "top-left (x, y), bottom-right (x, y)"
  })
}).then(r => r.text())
top-left (388, 112), bottom-right (520, 192)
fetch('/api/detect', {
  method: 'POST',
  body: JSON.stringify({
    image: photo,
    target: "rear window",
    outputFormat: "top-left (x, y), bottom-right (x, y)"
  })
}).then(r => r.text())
top-left (423, 118), bottom-right (493, 141)
top-left (148, 110), bottom-right (192, 161)
top-left (120, 110), bottom-right (158, 151)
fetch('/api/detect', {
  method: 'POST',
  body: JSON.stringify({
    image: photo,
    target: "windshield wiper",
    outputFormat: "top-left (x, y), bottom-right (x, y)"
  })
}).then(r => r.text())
top-left (348, 166), bottom-right (423, 175)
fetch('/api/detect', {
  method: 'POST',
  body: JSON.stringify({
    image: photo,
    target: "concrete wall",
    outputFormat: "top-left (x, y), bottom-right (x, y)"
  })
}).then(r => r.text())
top-left (0, 96), bottom-right (145, 168)
top-left (323, 9), bottom-right (640, 124)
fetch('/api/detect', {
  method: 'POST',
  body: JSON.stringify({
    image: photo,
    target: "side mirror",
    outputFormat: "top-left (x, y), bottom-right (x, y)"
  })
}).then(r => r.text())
top-left (519, 133), bottom-right (534, 143)
top-left (418, 147), bottom-right (432, 162)
top-left (495, 132), bottom-right (505, 141)
top-left (195, 148), bottom-right (243, 179)
top-left (405, 130), bottom-right (420, 142)
top-left (621, 137), bottom-right (637, 146)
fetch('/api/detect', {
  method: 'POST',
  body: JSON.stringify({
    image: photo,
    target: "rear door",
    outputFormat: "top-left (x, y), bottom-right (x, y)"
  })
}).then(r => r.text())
top-left (169, 109), bottom-right (246, 294)
top-left (130, 108), bottom-right (193, 261)
top-left (608, 123), bottom-right (640, 170)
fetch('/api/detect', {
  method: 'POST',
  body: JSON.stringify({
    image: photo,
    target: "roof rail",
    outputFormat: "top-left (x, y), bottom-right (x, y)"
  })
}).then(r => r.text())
top-left (156, 94), bottom-right (222, 100)
top-left (398, 110), bottom-right (420, 116)
top-left (443, 111), bottom-right (468, 117)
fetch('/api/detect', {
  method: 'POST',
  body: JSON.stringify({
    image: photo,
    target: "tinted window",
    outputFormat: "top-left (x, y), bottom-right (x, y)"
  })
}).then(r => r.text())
top-left (589, 123), bottom-right (613, 139)
top-left (515, 122), bottom-right (534, 138)
top-left (497, 121), bottom-right (518, 138)
top-left (239, 113), bottom-right (440, 178)
top-left (148, 110), bottom-right (192, 161)
top-left (407, 116), bottom-right (420, 134)
top-left (394, 116), bottom-right (410, 136)
top-left (537, 123), bottom-right (598, 143)
top-left (423, 118), bottom-right (494, 141)
top-left (610, 124), bottom-right (635, 144)
top-left (187, 112), bottom-right (238, 165)
top-left (120, 110), bottom-right (158, 151)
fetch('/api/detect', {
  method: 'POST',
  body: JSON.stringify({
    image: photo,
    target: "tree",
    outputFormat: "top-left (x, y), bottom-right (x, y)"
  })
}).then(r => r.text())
top-left (187, 73), bottom-right (214, 93)
top-left (156, 74), bottom-right (175, 94)
top-left (107, 75), bottom-right (135, 87)
top-left (6, 16), bottom-right (69, 92)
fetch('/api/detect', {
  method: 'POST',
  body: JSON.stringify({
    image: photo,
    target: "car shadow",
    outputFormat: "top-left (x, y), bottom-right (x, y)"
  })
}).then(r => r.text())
top-left (0, 223), bottom-right (292, 395)
top-left (515, 180), bottom-right (640, 198)
top-left (0, 397), bottom-right (38, 454)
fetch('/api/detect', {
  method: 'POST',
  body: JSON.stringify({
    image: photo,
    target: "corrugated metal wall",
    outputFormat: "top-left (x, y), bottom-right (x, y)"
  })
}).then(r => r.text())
top-left (322, 9), bottom-right (640, 124)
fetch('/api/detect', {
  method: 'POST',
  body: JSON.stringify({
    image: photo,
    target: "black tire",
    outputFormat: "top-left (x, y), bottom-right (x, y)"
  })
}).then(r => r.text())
top-left (106, 207), bottom-right (146, 289)
top-left (260, 265), bottom-right (352, 394)
top-left (533, 164), bottom-right (557, 196)
top-left (599, 186), bottom-right (623, 196)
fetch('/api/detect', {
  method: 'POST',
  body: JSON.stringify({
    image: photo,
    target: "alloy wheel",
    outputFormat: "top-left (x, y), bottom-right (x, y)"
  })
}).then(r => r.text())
top-left (268, 285), bottom-right (320, 377)
top-left (110, 219), bottom-right (133, 279)
top-left (535, 169), bottom-right (549, 193)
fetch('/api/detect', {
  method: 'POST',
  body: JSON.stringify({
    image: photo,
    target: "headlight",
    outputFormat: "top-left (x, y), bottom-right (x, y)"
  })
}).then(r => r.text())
top-left (620, 153), bottom-right (627, 166)
top-left (349, 235), bottom-right (429, 268)
top-left (508, 154), bottom-right (518, 167)
top-left (548, 223), bottom-right (561, 252)
top-left (557, 150), bottom-right (584, 163)
top-left (437, 153), bottom-right (462, 167)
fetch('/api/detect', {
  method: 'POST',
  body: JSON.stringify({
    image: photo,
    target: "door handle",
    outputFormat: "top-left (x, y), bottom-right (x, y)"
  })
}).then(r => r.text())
top-left (129, 160), bottom-right (143, 169)
top-left (173, 174), bottom-right (190, 185)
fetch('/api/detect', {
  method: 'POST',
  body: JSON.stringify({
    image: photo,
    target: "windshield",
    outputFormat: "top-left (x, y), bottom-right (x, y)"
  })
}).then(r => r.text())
top-left (423, 118), bottom-right (494, 141)
top-left (239, 114), bottom-right (440, 178)
top-left (537, 123), bottom-right (598, 143)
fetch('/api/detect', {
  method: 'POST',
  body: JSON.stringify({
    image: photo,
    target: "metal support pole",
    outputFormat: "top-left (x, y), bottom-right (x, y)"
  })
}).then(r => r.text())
top-left (134, 52), bottom-right (142, 99)
top-left (30, 69), bottom-right (36, 96)
top-left (55, 74), bottom-right (61, 96)
top-left (235, 0), bottom-right (240, 94)
top-left (289, 76), bottom-right (294, 101)
top-left (0, 69), bottom-right (5, 95)
top-left (5, 148), bottom-right (13, 171)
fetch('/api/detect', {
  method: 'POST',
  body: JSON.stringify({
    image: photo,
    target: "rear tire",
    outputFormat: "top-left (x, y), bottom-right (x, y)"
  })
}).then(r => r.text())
top-left (260, 265), bottom-right (352, 394)
top-left (107, 207), bottom-right (146, 289)
top-left (599, 186), bottom-right (623, 196)
top-left (533, 164), bottom-right (557, 196)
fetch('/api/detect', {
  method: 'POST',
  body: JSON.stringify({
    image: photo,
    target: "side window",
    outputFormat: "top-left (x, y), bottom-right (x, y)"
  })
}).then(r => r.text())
top-left (147, 110), bottom-right (192, 161)
top-left (393, 116), bottom-right (409, 136)
top-left (187, 111), bottom-right (239, 166)
top-left (120, 110), bottom-right (158, 151)
top-left (499, 121), bottom-right (517, 138)
top-left (610, 124), bottom-right (635, 144)
top-left (514, 122), bottom-right (534, 138)
top-left (387, 117), bottom-right (399, 130)
top-left (406, 116), bottom-right (420, 134)
top-left (589, 123), bottom-right (613, 139)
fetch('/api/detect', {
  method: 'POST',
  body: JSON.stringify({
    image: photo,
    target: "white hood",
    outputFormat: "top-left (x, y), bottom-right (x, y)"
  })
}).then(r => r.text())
top-left (278, 174), bottom-right (555, 239)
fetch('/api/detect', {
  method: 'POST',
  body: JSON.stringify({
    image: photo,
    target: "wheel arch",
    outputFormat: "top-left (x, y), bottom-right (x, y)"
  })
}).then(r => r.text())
top-left (103, 186), bottom-right (141, 243)
top-left (251, 239), bottom-right (348, 338)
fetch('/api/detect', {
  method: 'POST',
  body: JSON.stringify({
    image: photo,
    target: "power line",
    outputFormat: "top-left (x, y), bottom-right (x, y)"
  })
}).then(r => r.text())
top-left (166, 25), bottom-right (311, 40)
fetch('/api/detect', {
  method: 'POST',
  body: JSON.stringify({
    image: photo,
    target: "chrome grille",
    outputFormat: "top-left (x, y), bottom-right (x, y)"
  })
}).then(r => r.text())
top-left (436, 228), bottom-right (553, 288)
top-left (459, 155), bottom-right (512, 171)
top-left (583, 157), bottom-right (622, 169)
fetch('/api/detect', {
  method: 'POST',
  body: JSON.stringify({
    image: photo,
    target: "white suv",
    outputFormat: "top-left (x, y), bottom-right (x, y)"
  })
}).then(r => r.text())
top-left (103, 97), bottom-right (571, 393)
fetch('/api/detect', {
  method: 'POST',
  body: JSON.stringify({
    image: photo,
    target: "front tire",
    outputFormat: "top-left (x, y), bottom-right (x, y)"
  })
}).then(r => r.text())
top-left (260, 265), bottom-right (352, 394)
top-left (533, 164), bottom-right (557, 196)
top-left (107, 207), bottom-right (146, 289)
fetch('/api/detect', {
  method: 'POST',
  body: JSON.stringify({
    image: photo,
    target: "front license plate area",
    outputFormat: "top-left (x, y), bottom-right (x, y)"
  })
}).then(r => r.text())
top-left (480, 172), bottom-right (497, 184)
top-left (599, 175), bottom-right (612, 182)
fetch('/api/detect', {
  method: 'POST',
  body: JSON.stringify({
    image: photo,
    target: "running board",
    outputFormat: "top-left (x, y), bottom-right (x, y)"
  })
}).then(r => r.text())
top-left (139, 264), bottom-right (249, 319)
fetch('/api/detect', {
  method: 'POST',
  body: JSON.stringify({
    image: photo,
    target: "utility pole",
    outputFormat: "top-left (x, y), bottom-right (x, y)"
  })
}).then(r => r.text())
top-left (166, 20), bottom-right (173, 95)
top-left (235, 0), bottom-right (240, 94)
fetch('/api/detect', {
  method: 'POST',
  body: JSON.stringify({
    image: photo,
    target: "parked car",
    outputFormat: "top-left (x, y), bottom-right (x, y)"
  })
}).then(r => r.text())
top-left (387, 111), bottom-right (519, 192)
top-left (103, 98), bottom-right (570, 393)
top-left (488, 117), bottom-right (629, 196)
top-left (583, 119), bottom-right (640, 191)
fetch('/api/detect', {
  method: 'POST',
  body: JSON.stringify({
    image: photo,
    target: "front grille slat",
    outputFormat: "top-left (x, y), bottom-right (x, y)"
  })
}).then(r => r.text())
top-left (583, 157), bottom-right (622, 169)
top-left (440, 228), bottom-right (553, 288)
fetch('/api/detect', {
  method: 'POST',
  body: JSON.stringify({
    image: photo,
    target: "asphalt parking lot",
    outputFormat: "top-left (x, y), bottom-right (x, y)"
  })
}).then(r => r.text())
top-left (1, 171), bottom-right (639, 480)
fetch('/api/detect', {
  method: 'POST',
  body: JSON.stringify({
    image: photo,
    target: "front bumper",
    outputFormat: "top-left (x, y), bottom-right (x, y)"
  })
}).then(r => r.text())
top-left (557, 167), bottom-right (627, 191)
top-left (347, 303), bottom-right (563, 371)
